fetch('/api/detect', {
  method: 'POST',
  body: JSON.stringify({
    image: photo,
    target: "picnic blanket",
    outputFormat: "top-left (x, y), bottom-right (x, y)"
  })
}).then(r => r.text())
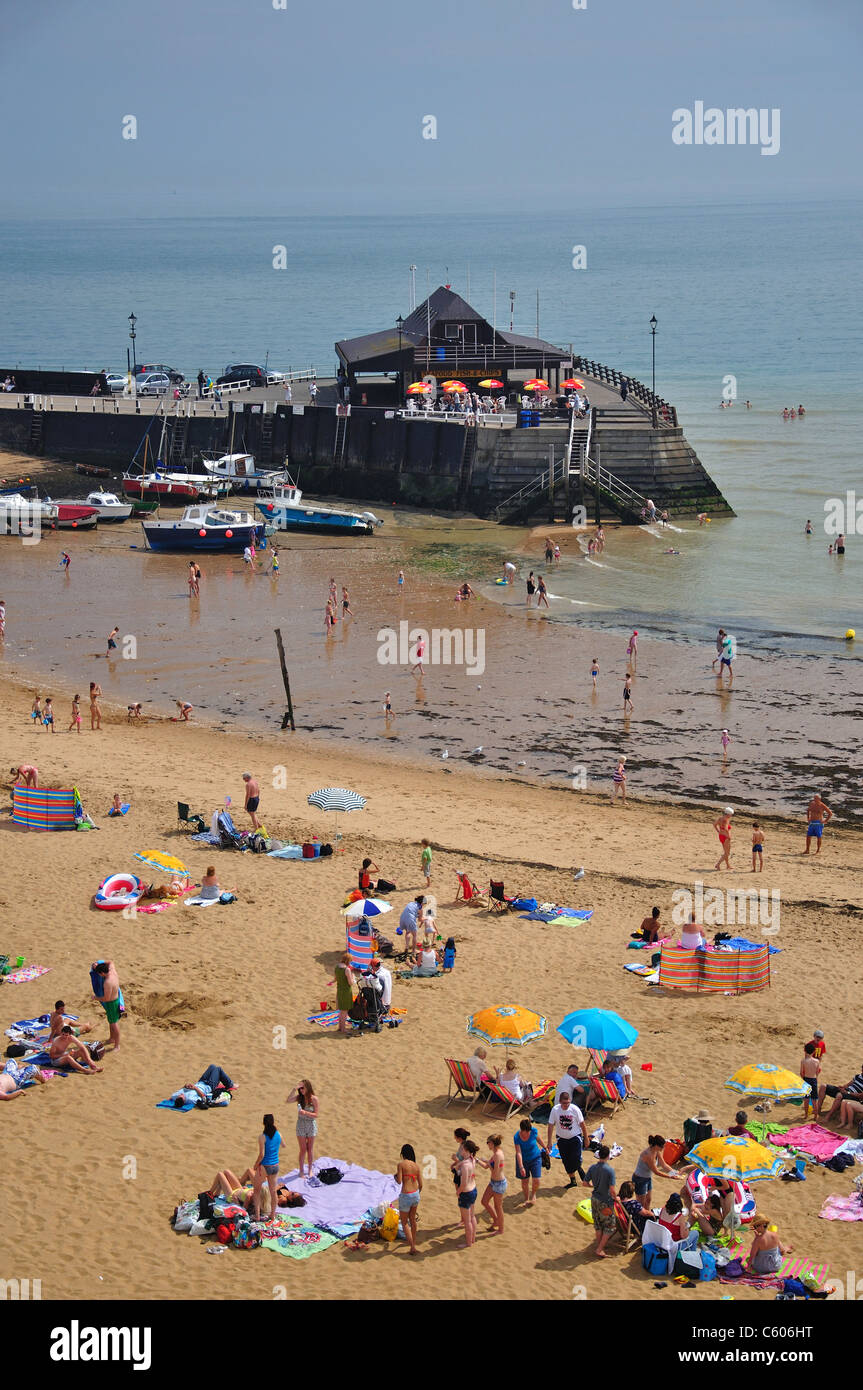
top-left (259, 1216), bottom-right (341, 1260)
top-left (308, 1007), bottom-right (406, 1029)
top-left (519, 905), bottom-right (594, 924)
top-left (274, 1158), bottom-right (399, 1228)
top-left (767, 1123), bottom-right (844, 1162)
top-left (3, 965), bottom-right (50, 984)
top-left (820, 1194), bottom-right (863, 1222)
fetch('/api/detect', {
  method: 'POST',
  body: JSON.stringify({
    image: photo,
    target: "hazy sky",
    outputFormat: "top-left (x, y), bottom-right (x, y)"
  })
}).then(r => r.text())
top-left (0, 0), bottom-right (860, 217)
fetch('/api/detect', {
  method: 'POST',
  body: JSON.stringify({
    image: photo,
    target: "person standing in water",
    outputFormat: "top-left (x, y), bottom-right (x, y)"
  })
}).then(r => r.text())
top-left (590, 657), bottom-right (599, 690)
top-left (526, 572), bottom-right (536, 606)
top-left (611, 756), bottom-right (627, 805)
top-left (536, 575), bottom-right (549, 609)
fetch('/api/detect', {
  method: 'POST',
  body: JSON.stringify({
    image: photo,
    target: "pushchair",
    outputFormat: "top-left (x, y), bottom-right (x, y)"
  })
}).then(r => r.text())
top-left (349, 981), bottom-right (386, 1034)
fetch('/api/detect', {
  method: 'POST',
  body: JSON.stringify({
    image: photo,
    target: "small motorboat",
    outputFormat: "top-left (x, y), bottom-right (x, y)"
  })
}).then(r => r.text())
top-left (0, 492), bottom-right (59, 534)
top-left (122, 472), bottom-right (199, 503)
top-left (255, 478), bottom-right (382, 536)
top-left (141, 503), bottom-right (264, 552)
top-left (44, 498), bottom-right (99, 529)
top-left (53, 490), bottom-right (133, 523)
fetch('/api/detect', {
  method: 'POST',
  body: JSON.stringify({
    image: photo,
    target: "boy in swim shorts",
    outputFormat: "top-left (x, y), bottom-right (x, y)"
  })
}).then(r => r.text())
top-left (751, 822), bottom-right (764, 872)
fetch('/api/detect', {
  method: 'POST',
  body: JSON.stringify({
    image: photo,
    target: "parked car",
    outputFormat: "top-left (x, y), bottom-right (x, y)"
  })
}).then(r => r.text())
top-left (133, 363), bottom-right (185, 385)
top-left (137, 371), bottom-right (171, 396)
top-left (217, 363), bottom-right (268, 388)
top-left (105, 373), bottom-right (128, 392)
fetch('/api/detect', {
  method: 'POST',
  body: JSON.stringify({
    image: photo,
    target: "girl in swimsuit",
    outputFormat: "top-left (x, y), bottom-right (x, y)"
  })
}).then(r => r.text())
top-left (479, 1134), bottom-right (507, 1233)
top-left (89, 682), bottom-right (102, 731)
top-left (395, 1143), bottom-right (422, 1254)
top-left (68, 694), bottom-right (82, 734)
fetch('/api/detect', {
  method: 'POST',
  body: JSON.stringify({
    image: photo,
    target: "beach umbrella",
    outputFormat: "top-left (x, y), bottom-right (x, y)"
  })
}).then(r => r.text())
top-left (307, 786), bottom-right (367, 845)
top-left (556, 1007), bottom-right (638, 1052)
top-left (523, 379), bottom-right (550, 392)
top-left (560, 378), bottom-right (585, 390)
top-left (688, 1135), bottom-right (784, 1182)
top-left (725, 1064), bottom-right (810, 1101)
top-left (478, 378), bottom-right (504, 389)
top-left (441, 380), bottom-right (468, 394)
top-left (133, 849), bottom-right (189, 877)
top-left (467, 1004), bottom-right (548, 1048)
top-left (406, 381), bottom-right (431, 394)
top-left (341, 898), bottom-right (392, 918)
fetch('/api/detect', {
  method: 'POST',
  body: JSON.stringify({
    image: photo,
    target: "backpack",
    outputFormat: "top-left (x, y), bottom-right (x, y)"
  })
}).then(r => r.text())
top-left (320, 843), bottom-right (333, 857)
top-left (215, 1221), bottom-right (236, 1245)
top-left (317, 1167), bottom-right (343, 1185)
top-left (232, 1221), bottom-right (262, 1250)
top-left (642, 1243), bottom-right (670, 1275)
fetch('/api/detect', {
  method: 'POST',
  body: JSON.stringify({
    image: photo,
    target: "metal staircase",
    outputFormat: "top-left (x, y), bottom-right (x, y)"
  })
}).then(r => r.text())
top-left (333, 410), bottom-right (348, 462)
top-left (457, 423), bottom-right (478, 501)
top-left (28, 409), bottom-right (45, 454)
top-left (258, 411), bottom-right (275, 465)
top-left (169, 414), bottom-right (189, 467)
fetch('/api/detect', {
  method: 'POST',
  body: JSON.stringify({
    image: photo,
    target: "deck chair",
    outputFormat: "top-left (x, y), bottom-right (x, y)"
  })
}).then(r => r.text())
top-left (613, 1197), bottom-right (641, 1254)
top-left (445, 1058), bottom-right (480, 1109)
top-left (586, 1048), bottom-right (608, 1075)
top-left (454, 871), bottom-right (486, 904)
top-left (482, 1078), bottom-right (555, 1119)
top-left (177, 801), bottom-right (206, 834)
top-left (487, 880), bottom-right (510, 914)
top-left (584, 1075), bottom-right (622, 1117)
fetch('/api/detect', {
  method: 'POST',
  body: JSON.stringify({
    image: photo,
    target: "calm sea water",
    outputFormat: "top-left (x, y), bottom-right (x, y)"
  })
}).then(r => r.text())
top-left (0, 203), bottom-right (861, 644)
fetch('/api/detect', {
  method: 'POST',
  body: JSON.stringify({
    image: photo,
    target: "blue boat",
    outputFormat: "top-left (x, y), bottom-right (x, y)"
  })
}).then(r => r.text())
top-left (255, 480), bottom-right (383, 536)
top-left (141, 503), bottom-right (264, 553)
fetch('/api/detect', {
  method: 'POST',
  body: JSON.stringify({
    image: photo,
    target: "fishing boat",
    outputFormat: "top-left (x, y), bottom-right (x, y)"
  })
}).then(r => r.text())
top-left (75, 461), bottom-right (112, 480)
top-left (141, 503), bottom-right (264, 553)
top-left (200, 451), bottom-right (279, 492)
top-left (122, 471), bottom-right (199, 503)
top-left (153, 469), bottom-right (233, 500)
top-left (255, 478), bottom-right (383, 536)
top-left (0, 492), bottom-right (59, 534)
top-left (52, 490), bottom-right (133, 523)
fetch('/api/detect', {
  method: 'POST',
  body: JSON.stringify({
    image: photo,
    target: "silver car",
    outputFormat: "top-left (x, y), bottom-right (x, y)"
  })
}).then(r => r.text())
top-left (105, 373), bottom-right (128, 392)
top-left (137, 371), bottom-right (171, 396)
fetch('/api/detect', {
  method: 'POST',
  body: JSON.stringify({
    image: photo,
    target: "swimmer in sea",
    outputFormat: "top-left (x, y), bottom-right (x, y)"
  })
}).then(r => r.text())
top-left (804, 519), bottom-right (812, 535)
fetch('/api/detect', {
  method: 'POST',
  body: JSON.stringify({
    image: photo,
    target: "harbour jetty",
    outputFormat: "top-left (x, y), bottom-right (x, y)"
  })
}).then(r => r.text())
top-left (0, 288), bottom-right (733, 520)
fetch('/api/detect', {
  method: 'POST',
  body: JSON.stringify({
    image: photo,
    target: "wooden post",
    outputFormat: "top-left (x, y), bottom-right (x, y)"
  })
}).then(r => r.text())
top-left (274, 627), bottom-right (295, 731)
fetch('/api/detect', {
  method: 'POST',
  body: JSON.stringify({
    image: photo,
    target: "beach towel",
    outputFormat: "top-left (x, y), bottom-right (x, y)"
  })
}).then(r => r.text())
top-left (519, 906), bottom-right (593, 924)
top-left (624, 963), bottom-right (656, 977)
top-left (718, 1271), bottom-right (784, 1290)
top-left (6, 1013), bottom-right (74, 1042)
top-left (184, 897), bottom-right (220, 907)
top-left (259, 1217), bottom-right (341, 1261)
top-left (834, 1138), bottom-right (863, 1163)
top-left (4, 965), bottom-right (50, 984)
top-left (768, 1124), bottom-right (844, 1162)
top-left (190, 831), bottom-right (221, 846)
top-left (778, 1254), bottom-right (828, 1287)
top-left (268, 845), bottom-right (305, 860)
top-left (747, 1120), bottom-right (790, 1146)
top-left (820, 1194), bottom-right (863, 1222)
top-left (107, 805), bottom-right (131, 816)
top-left (628, 937), bottom-right (672, 950)
top-left (273, 1158), bottom-right (399, 1228)
top-left (719, 936), bottom-right (781, 955)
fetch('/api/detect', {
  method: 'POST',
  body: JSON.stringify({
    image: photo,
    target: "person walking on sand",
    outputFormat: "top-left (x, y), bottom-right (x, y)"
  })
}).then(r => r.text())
top-left (623, 672), bottom-right (634, 714)
top-left (627, 629), bottom-right (638, 667)
top-left (514, 1117), bottom-right (547, 1207)
top-left (106, 626), bottom-right (120, 658)
top-left (479, 1134), bottom-right (507, 1233)
top-left (252, 1114), bottom-right (282, 1224)
top-left (590, 657), bottom-right (599, 690)
top-left (803, 792), bottom-right (832, 855)
top-left (420, 839), bottom-right (432, 887)
top-left (718, 633), bottom-right (735, 686)
top-left (68, 693), bottom-right (82, 734)
top-left (286, 1079), bottom-right (318, 1179)
top-left (536, 575), bottom-right (549, 608)
top-left (188, 562), bottom-right (199, 598)
top-left (411, 636), bottom-right (426, 677)
top-left (42, 697), bottom-right (55, 733)
top-left (30, 692), bottom-right (41, 724)
top-left (397, 568), bottom-right (405, 594)
top-left (611, 756), bottom-right (627, 805)
top-left (751, 821), bottom-right (765, 872)
top-left (269, 547), bottom-right (279, 576)
top-left (711, 628), bottom-right (726, 672)
top-left (720, 728), bottom-right (731, 764)
top-left (335, 952), bottom-right (356, 1034)
top-left (395, 1144), bottom-right (422, 1254)
top-left (341, 586), bottom-right (354, 618)
top-left (585, 1144), bottom-right (617, 1258)
top-left (242, 772), bottom-right (261, 830)
top-left (91, 959), bottom-right (122, 1051)
top-left (546, 1089), bottom-right (589, 1188)
top-left (714, 807), bottom-right (734, 870)
top-left (455, 1138), bottom-right (479, 1246)
top-left (89, 682), bottom-right (102, 730)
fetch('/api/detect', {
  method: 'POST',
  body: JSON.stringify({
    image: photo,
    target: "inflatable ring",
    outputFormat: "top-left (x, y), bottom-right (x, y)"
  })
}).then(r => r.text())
top-left (95, 872), bottom-right (144, 911)
top-left (686, 1169), bottom-right (755, 1223)
top-left (575, 1197), bottom-right (594, 1224)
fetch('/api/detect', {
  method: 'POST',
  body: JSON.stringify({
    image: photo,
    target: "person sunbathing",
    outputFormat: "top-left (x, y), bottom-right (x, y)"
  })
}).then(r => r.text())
top-left (207, 1168), bottom-right (293, 1215)
top-left (745, 1217), bottom-right (792, 1275)
top-left (48, 1027), bottom-right (103, 1073)
top-left (200, 866), bottom-right (221, 900)
top-left (170, 1066), bottom-right (235, 1107)
top-left (1, 1059), bottom-right (49, 1097)
top-left (690, 1191), bottom-right (726, 1236)
top-left (49, 1001), bottom-right (95, 1041)
top-left (838, 1095), bottom-right (863, 1130)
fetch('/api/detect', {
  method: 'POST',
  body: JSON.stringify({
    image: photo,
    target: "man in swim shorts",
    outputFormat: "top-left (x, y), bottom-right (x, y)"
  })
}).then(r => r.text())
top-left (803, 793), bottom-right (832, 855)
top-left (49, 1000), bottom-right (94, 1040)
top-left (91, 959), bottom-right (122, 1051)
top-left (243, 772), bottom-right (261, 830)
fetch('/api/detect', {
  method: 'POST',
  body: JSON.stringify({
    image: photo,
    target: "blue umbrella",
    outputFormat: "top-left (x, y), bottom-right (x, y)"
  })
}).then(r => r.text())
top-left (556, 1008), bottom-right (638, 1052)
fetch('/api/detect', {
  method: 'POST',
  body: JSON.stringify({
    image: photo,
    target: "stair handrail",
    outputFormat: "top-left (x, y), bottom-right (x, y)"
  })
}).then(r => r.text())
top-left (581, 453), bottom-right (647, 513)
top-left (492, 452), bottom-right (568, 520)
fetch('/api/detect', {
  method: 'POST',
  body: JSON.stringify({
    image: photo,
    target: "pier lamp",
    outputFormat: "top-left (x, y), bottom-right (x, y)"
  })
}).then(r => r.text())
top-left (128, 312), bottom-right (137, 373)
top-left (396, 314), bottom-right (404, 402)
top-left (649, 314), bottom-right (657, 426)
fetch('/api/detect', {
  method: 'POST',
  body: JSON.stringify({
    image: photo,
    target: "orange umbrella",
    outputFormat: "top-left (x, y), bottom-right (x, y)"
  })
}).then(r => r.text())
top-left (441, 380), bottom-right (468, 393)
top-left (560, 378), bottom-right (585, 390)
top-left (406, 381), bottom-right (431, 395)
top-left (478, 378), bottom-right (504, 389)
top-left (523, 379), bottom-right (550, 391)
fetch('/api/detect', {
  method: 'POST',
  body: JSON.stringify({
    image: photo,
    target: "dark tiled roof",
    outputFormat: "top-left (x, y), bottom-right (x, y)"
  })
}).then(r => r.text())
top-left (402, 287), bottom-right (488, 337)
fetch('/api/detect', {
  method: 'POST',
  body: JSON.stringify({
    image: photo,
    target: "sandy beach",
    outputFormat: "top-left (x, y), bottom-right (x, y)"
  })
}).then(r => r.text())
top-left (1, 671), bottom-right (861, 1302)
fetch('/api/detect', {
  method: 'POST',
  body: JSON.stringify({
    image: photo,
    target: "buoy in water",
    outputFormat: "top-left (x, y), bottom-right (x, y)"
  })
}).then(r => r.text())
top-left (845, 629), bottom-right (855, 640)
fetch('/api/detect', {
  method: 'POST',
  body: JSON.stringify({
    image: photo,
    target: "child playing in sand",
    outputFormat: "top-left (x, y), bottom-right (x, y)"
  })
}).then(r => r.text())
top-left (42, 697), bottom-right (55, 733)
top-left (420, 839), bottom-right (432, 887)
top-left (799, 1041), bottom-right (821, 1120)
top-left (442, 937), bottom-right (456, 972)
top-left (590, 658), bottom-right (599, 689)
top-left (751, 822), bottom-right (764, 872)
top-left (175, 700), bottom-right (193, 722)
top-left (109, 793), bottom-right (129, 816)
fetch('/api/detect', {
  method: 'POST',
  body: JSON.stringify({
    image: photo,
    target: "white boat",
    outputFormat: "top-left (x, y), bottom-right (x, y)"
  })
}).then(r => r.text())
top-left (86, 490), bottom-right (133, 521)
top-left (201, 452), bottom-right (268, 483)
top-left (0, 492), bottom-right (59, 535)
top-left (255, 479), bottom-right (383, 536)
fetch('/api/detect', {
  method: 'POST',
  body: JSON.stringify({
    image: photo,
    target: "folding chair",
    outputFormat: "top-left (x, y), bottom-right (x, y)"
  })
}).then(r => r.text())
top-left (445, 1059), bottom-right (480, 1109)
top-left (584, 1075), bottom-right (622, 1118)
top-left (487, 880), bottom-right (510, 914)
top-left (453, 871), bottom-right (486, 905)
top-left (586, 1048), bottom-right (608, 1075)
top-left (613, 1197), bottom-right (641, 1254)
top-left (177, 801), bottom-right (206, 833)
top-left (482, 1079), bottom-right (526, 1120)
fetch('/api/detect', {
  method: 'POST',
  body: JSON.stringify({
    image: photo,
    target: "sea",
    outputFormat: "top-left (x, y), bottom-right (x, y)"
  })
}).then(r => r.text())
top-left (0, 202), bottom-right (861, 817)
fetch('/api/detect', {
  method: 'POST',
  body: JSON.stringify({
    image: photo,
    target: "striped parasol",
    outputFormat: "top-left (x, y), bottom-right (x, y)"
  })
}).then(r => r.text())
top-left (307, 788), bottom-right (367, 813)
top-left (133, 849), bottom-right (188, 876)
top-left (688, 1135), bottom-right (784, 1182)
top-left (341, 898), bottom-right (392, 918)
top-left (467, 1004), bottom-right (548, 1048)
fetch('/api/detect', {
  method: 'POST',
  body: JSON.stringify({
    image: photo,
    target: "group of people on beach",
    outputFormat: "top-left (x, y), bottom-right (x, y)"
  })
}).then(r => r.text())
top-left (325, 576), bottom-right (354, 633)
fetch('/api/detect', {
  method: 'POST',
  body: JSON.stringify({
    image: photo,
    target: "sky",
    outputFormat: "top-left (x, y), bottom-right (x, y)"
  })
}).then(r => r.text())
top-left (0, 0), bottom-right (860, 217)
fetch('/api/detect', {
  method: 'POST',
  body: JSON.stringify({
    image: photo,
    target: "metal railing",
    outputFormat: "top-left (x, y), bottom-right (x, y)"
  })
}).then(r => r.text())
top-left (581, 453), bottom-right (647, 515)
top-left (414, 343), bottom-right (565, 370)
top-left (573, 357), bottom-right (677, 427)
top-left (492, 452), bottom-right (568, 521)
top-left (397, 408), bottom-right (517, 427)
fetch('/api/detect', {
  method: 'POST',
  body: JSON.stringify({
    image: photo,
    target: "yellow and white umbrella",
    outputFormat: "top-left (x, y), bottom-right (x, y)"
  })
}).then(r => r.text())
top-left (725, 1064), bottom-right (809, 1101)
top-left (133, 850), bottom-right (189, 879)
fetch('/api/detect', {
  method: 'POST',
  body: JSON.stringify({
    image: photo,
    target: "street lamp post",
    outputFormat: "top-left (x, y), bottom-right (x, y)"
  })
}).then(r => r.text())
top-left (649, 314), bottom-right (657, 426)
top-left (396, 314), bottom-right (404, 403)
top-left (128, 312), bottom-right (137, 373)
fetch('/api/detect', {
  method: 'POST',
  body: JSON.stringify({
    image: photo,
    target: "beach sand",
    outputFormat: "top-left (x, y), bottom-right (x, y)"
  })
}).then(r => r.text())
top-left (1, 679), bottom-right (860, 1302)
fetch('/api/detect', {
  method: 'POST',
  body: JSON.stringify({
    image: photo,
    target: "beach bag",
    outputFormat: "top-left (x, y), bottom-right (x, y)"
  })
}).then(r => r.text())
top-left (87, 1041), bottom-right (106, 1062)
top-left (663, 1140), bottom-right (686, 1167)
top-left (376, 934), bottom-right (394, 958)
top-left (699, 1248), bottom-right (717, 1282)
top-left (5, 1043), bottom-right (27, 1058)
top-left (248, 833), bottom-right (268, 854)
top-left (317, 1167), bottom-right (343, 1185)
top-left (320, 844), bottom-right (334, 858)
top-left (642, 1243), bottom-right (669, 1275)
top-left (380, 1207), bottom-right (400, 1242)
top-left (302, 843), bottom-right (316, 858)
top-left (215, 1221), bottom-right (236, 1245)
top-left (673, 1247), bottom-right (703, 1279)
top-left (197, 1192), bottom-right (215, 1222)
top-left (219, 892), bottom-right (236, 904)
top-left (232, 1222), bottom-right (261, 1250)
top-left (723, 1257), bottom-right (745, 1279)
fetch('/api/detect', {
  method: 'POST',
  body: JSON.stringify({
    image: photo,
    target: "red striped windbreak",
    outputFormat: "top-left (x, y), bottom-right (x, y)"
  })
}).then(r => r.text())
top-left (11, 786), bottom-right (77, 831)
top-left (658, 945), bottom-right (770, 994)
top-left (346, 927), bottom-right (376, 970)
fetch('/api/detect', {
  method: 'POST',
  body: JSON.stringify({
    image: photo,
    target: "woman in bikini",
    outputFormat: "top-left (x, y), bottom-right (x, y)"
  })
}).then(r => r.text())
top-left (89, 682), bottom-right (102, 731)
top-left (713, 807), bottom-right (734, 870)
top-left (479, 1134), bottom-right (507, 1233)
top-left (395, 1143), bottom-right (422, 1254)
